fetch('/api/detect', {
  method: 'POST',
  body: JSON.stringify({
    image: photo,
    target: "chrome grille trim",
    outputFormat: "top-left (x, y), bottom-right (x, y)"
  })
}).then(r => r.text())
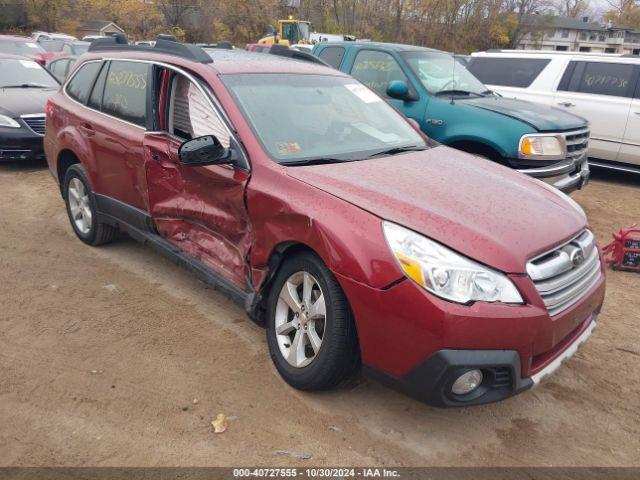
top-left (562, 128), bottom-right (589, 161)
top-left (527, 230), bottom-right (601, 316)
top-left (21, 114), bottom-right (46, 136)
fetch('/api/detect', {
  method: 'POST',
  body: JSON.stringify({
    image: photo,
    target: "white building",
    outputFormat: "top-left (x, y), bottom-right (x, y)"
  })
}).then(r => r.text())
top-left (518, 15), bottom-right (640, 55)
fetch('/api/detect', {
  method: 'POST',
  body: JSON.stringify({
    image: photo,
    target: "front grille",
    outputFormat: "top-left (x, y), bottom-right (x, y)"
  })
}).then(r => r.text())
top-left (527, 230), bottom-right (601, 316)
top-left (21, 114), bottom-right (46, 135)
top-left (562, 128), bottom-right (589, 161)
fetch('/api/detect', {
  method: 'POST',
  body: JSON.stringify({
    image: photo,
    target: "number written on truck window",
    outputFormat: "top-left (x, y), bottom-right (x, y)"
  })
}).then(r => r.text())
top-left (350, 50), bottom-right (409, 97)
top-left (560, 61), bottom-right (638, 98)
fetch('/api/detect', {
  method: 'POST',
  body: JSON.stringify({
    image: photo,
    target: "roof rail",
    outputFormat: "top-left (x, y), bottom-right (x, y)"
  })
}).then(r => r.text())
top-left (88, 34), bottom-right (213, 64)
top-left (268, 44), bottom-right (328, 66)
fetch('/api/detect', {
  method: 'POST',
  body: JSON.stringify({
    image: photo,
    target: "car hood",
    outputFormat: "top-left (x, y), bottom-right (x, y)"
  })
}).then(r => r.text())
top-left (0, 87), bottom-right (57, 116)
top-left (463, 96), bottom-right (587, 132)
top-left (286, 146), bottom-right (587, 274)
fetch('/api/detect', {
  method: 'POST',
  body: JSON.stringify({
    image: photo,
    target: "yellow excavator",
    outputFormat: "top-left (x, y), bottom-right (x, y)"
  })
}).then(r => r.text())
top-left (258, 16), bottom-right (312, 47)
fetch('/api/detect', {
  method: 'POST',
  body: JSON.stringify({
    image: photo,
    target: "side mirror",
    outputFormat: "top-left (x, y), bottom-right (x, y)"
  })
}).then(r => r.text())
top-left (178, 135), bottom-right (233, 166)
top-left (387, 80), bottom-right (412, 101)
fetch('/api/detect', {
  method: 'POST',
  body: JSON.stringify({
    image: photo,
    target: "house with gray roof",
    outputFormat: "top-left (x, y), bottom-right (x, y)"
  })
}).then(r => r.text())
top-left (518, 15), bottom-right (640, 55)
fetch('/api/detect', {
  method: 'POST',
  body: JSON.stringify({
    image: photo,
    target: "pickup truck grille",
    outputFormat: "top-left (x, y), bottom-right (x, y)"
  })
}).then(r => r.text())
top-left (527, 230), bottom-right (601, 316)
top-left (562, 128), bottom-right (589, 161)
top-left (21, 114), bottom-right (46, 136)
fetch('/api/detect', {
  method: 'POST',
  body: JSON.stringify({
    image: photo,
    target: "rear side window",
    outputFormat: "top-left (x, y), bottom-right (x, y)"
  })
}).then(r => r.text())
top-left (467, 57), bottom-right (550, 87)
top-left (318, 47), bottom-right (345, 69)
top-left (350, 50), bottom-right (409, 97)
top-left (66, 61), bottom-right (101, 103)
top-left (101, 61), bottom-right (148, 127)
top-left (559, 61), bottom-right (638, 98)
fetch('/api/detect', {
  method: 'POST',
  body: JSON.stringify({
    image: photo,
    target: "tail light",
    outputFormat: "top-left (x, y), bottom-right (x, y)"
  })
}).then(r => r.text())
top-left (45, 99), bottom-right (54, 116)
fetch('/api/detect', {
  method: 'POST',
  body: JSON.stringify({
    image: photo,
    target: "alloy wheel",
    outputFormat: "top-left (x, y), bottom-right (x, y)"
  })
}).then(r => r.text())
top-left (67, 177), bottom-right (92, 234)
top-left (275, 271), bottom-right (326, 368)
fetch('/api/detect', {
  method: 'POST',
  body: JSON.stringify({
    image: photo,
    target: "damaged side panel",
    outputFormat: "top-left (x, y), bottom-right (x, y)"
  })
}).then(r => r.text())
top-left (144, 134), bottom-right (252, 291)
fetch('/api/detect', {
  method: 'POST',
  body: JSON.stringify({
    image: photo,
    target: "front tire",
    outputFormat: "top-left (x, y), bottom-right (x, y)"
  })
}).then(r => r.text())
top-left (63, 165), bottom-right (117, 246)
top-left (266, 251), bottom-right (360, 391)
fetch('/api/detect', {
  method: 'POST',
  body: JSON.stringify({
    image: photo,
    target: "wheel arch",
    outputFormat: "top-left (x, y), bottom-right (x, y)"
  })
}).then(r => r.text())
top-left (445, 139), bottom-right (507, 164)
top-left (56, 149), bottom-right (81, 192)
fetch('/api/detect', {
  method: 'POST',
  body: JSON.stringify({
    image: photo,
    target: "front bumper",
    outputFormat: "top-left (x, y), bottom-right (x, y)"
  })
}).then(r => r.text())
top-left (335, 257), bottom-right (605, 407)
top-left (515, 156), bottom-right (590, 194)
top-left (0, 127), bottom-right (46, 162)
top-left (365, 316), bottom-right (597, 407)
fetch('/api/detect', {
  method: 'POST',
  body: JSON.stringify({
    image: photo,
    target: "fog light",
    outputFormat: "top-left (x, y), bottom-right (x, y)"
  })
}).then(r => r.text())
top-left (451, 369), bottom-right (483, 395)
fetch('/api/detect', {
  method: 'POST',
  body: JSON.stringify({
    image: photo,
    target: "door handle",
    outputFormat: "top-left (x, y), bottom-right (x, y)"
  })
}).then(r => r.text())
top-left (557, 102), bottom-right (575, 108)
top-left (78, 122), bottom-right (95, 136)
top-left (635, 111), bottom-right (640, 115)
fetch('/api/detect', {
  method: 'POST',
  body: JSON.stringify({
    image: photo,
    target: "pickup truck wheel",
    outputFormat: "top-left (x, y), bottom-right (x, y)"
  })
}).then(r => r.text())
top-left (63, 165), bottom-right (117, 246)
top-left (266, 252), bottom-right (360, 391)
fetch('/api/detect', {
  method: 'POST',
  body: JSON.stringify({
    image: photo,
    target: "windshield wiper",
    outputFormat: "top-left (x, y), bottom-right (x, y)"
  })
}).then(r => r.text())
top-left (435, 89), bottom-right (485, 98)
top-left (364, 145), bottom-right (428, 159)
top-left (1, 84), bottom-right (52, 89)
top-left (280, 157), bottom-right (353, 167)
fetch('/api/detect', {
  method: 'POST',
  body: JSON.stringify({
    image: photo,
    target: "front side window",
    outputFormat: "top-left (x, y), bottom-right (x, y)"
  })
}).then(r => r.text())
top-left (169, 74), bottom-right (230, 147)
top-left (101, 61), bottom-right (148, 127)
top-left (467, 57), bottom-right (550, 88)
top-left (561, 61), bottom-right (637, 98)
top-left (0, 58), bottom-right (58, 88)
top-left (318, 47), bottom-right (345, 69)
top-left (67, 61), bottom-right (101, 103)
top-left (350, 50), bottom-right (409, 97)
top-left (403, 51), bottom-right (488, 96)
top-left (223, 73), bottom-right (426, 164)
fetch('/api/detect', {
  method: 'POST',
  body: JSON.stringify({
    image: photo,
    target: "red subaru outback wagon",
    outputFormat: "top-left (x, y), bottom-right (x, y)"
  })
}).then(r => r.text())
top-left (44, 36), bottom-right (605, 407)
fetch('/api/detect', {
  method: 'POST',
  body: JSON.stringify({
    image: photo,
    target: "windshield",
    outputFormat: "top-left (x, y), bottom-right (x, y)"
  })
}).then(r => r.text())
top-left (72, 43), bottom-right (89, 55)
top-left (402, 51), bottom-right (488, 96)
top-left (0, 40), bottom-right (45, 55)
top-left (298, 22), bottom-right (310, 42)
top-left (223, 74), bottom-right (426, 164)
top-left (0, 59), bottom-right (59, 88)
top-left (39, 40), bottom-right (64, 52)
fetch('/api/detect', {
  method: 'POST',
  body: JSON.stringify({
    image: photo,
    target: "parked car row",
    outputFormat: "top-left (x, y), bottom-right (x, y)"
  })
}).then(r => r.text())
top-left (469, 50), bottom-right (640, 174)
top-left (28, 35), bottom-right (604, 408)
top-left (312, 42), bottom-right (593, 193)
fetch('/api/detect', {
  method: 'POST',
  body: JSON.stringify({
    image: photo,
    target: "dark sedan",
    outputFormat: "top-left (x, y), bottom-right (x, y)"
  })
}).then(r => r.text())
top-left (0, 54), bottom-right (59, 162)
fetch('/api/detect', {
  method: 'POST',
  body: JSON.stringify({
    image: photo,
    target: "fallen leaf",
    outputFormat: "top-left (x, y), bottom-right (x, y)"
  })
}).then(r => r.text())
top-left (211, 413), bottom-right (228, 433)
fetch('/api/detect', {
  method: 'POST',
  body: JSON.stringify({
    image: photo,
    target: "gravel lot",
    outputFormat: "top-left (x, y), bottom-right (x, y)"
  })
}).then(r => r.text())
top-left (0, 162), bottom-right (639, 467)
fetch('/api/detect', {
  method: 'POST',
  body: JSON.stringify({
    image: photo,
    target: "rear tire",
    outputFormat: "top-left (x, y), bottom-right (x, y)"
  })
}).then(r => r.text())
top-left (63, 164), bottom-right (117, 246)
top-left (266, 251), bottom-right (360, 391)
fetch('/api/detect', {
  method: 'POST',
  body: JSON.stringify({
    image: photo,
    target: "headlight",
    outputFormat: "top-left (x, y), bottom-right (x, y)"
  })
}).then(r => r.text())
top-left (0, 114), bottom-right (20, 128)
top-left (382, 222), bottom-right (523, 304)
top-left (519, 134), bottom-right (564, 159)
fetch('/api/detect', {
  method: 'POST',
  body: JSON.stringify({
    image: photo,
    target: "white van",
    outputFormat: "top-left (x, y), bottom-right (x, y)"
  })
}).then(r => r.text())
top-left (469, 50), bottom-right (640, 173)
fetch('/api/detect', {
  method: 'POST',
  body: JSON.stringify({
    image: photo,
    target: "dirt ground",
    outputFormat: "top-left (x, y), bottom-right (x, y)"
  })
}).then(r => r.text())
top-left (0, 162), bottom-right (639, 467)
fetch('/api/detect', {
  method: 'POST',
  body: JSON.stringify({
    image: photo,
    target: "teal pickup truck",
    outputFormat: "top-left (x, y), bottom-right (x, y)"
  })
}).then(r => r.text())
top-left (312, 42), bottom-right (591, 193)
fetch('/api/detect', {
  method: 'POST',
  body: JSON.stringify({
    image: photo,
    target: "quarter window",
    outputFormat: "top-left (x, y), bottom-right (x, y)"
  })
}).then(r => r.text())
top-left (169, 74), bottom-right (230, 147)
top-left (560, 61), bottom-right (637, 98)
top-left (318, 47), bottom-right (345, 69)
top-left (467, 57), bottom-right (550, 88)
top-left (350, 50), bottom-right (409, 97)
top-left (87, 62), bottom-right (109, 110)
top-left (101, 61), bottom-right (148, 127)
top-left (66, 61), bottom-right (101, 103)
